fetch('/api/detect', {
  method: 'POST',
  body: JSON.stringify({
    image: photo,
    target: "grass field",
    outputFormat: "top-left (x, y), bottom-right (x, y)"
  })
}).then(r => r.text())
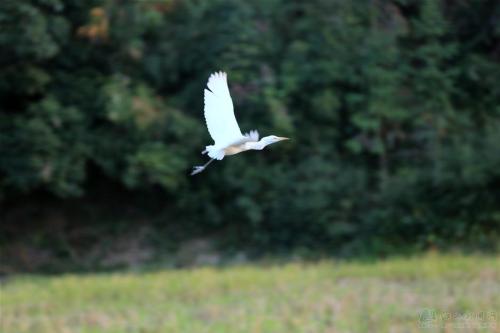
top-left (1, 254), bottom-right (499, 333)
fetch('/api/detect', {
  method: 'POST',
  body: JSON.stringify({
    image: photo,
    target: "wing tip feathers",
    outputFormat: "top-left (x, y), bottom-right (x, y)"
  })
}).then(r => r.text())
top-left (208, 71), bottom-right (227, 85)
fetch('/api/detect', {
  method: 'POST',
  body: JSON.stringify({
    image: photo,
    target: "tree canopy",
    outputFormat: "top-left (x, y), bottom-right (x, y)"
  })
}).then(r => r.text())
top-left (1, 0), bottom-right (499, 256)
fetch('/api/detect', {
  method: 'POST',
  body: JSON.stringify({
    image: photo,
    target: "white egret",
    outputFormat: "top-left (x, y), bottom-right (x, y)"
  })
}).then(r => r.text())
top-left (191, 71), bottom-right (289, 175)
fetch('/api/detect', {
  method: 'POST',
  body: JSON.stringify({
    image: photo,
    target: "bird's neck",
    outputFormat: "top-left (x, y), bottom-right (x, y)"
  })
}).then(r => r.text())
top-left (247, 140), bottom-right (266, 150)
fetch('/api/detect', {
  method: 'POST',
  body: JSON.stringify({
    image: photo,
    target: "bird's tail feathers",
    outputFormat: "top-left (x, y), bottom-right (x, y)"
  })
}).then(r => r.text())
top-left (204, 145), bottom-right (225, 160)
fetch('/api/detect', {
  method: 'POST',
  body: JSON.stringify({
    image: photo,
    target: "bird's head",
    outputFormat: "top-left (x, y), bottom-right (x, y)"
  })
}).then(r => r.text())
top-left (260, 135), bottom-right (290, 147)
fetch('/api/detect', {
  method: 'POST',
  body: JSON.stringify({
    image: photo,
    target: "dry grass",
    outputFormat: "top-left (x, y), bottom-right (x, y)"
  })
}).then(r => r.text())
top-left (1, 254), bottom-right (499, 332)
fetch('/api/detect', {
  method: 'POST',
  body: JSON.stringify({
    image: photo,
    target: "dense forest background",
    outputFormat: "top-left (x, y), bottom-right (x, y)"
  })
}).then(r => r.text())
top-left (1, 0), bottom-right (499, 272)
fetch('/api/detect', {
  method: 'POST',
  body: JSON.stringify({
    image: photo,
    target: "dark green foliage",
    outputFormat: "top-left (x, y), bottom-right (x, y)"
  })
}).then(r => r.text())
top-left (1, 0), bottom-right (499, 256)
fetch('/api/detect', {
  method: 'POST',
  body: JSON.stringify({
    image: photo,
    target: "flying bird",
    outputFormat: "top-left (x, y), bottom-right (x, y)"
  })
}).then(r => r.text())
top-left (191, 71), bottom-right (289, 175)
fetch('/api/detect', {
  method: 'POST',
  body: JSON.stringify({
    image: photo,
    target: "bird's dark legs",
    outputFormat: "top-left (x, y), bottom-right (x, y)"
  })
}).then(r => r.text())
top-left (191, 158), bottom-right (215, 175)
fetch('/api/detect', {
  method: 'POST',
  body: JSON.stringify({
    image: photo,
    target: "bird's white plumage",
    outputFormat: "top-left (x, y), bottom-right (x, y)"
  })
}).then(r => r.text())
top-left (204, 72), bottom-right (244, 146)
top-left (244, 129), bottom-right (259, 142)
top-left (191, 71), bottom-right (287, 175)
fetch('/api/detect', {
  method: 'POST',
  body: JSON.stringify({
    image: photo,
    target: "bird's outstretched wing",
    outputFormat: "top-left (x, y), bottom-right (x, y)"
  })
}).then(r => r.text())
top-left (204, 72), bottom-right (243, 146)
top-left (244, 130), bottom-right (259, 142)
top-left (227, 130), bottom-right (260, 147)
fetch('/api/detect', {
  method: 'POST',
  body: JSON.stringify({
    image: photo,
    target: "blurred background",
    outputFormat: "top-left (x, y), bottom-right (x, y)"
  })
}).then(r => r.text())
top-left (1, 1), bottom-right (500, 332)
top-left (0, 0), bottom-right (499, 271)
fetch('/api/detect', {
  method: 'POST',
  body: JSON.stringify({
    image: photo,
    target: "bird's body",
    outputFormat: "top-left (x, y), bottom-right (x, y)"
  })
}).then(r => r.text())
top-left (191, 71), bottom-right (288, 175)
top-left (224, 141), bottom-right (261, 155)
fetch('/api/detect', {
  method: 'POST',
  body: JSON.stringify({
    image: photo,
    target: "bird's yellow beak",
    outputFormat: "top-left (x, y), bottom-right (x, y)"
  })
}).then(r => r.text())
top-left (277, 137), bottom-right (290, 141)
